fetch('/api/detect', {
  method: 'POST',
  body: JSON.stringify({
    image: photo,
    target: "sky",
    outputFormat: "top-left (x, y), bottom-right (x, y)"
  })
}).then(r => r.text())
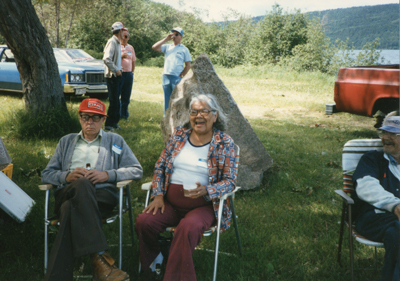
top-left (153, 0), bottom-right (399, 22)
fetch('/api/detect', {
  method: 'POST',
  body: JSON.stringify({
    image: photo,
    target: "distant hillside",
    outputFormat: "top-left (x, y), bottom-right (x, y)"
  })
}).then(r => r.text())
top-left (308, 4), bottom-right (399, 49)
top-left (253, 4), bottom-right (399, 50)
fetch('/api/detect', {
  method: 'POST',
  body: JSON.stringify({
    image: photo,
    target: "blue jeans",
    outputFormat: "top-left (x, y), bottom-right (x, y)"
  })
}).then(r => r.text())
top-left (105, 76), bottom-right (122, 128)
top-left (120, 72), bottom-right (133, 119)
top-left (162, 74), bottom-right (181, 111)
top-left (356, 210), bottom-right (400, 281)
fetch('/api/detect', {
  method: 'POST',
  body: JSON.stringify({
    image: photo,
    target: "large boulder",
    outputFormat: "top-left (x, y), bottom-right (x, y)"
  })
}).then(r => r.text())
top-left (161, 54), bottom-right (273, 190)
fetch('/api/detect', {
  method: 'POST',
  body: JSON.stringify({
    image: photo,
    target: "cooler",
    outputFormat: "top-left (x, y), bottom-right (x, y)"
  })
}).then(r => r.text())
top-left (0, 171), bottom-right (35, 223)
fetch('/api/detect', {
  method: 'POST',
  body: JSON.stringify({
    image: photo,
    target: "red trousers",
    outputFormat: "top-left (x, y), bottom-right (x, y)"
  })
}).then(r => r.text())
top-left (135, 184), bottom-right (215, 281)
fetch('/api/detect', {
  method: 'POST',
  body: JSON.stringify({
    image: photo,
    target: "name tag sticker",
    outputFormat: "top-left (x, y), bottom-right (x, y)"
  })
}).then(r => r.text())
top-left (197, 158), bottom-right (207, 169)
top-left (112, 144), bottom-right (122, 154)
top-left (128, 52), bottom-right (132, 56)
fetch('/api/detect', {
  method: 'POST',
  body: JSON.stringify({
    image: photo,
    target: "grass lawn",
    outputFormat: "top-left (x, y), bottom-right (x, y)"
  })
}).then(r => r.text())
top-left (0, 64), bottom-right (382, 281)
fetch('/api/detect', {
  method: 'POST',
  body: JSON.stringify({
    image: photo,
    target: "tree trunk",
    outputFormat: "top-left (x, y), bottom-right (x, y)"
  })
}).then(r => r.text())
top-left (54, 0), bottom-right (60, 48)
top-left (65, 0), bottom-right (78, 48)
top-left (0, 0), bottom-right (67, 116)
top-left (38, 1), bottom-right (47, 34)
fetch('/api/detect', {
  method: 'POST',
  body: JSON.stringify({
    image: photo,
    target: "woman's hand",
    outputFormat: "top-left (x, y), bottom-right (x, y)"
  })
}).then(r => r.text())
top-left (143, 195), bottom-right (165, 215)
top-left (187, 182), bottom-right (208, 199)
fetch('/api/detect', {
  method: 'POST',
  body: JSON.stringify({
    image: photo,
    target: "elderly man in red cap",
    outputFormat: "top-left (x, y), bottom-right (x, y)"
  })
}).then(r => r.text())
top-left (42, 98), bottom-right (142, 281)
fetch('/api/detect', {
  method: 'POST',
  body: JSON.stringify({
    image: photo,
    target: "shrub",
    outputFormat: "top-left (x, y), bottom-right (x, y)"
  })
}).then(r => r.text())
top-left (11, 105), bottom-right (80, 140)
top-left (141, 56), bottom-right (165, 67)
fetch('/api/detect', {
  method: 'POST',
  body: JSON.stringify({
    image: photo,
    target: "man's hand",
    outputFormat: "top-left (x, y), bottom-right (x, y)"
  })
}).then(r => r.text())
top-left (152, 35), bottom-right (173, 52)
top-left (116, 70), bottom-right (122, 76)
top-left (143, 195), bottom-right (165, 215)
top-left (121, 52), bottom-right (128, 59)
top-left (394, 204), bottom-right (400, 221)
top-left (66, 168), bottom-right (109, 184)
top-left (66, 167), bottom-right (87, 183)
top-left (85, 170), bottom-right (109, 184)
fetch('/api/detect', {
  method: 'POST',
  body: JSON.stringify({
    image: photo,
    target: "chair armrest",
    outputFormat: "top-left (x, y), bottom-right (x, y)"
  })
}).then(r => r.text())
top-left (39, 184), bottom-right (54, 191)
top-left (221, 186), bottom-right (241, 200)
top-left (335, 190), bottom-right (354, 204)
top-left (140, 183), bottom-right (240, 198)
top-left (116, 180), bottom-right (133, 188)
top-left (141, 182), bottom-right (152, 191)
top-left (40, 180), bottom-right (133, 191)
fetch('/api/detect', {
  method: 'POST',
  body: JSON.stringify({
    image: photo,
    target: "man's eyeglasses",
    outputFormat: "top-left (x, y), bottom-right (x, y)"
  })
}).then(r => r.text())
top-left (80, 114), bottom-right (102, 122)
top-left (173, 33), bottom-right (180, 37)
top-left (124, 35), bottom-right (129, 39)
top-left (377, 130), bottom-right (400, 138)
top-left (189, 109), bottom-right (214, 116)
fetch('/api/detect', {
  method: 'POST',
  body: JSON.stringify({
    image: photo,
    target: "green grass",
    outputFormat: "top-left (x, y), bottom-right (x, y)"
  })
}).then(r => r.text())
top-left (0, 65), bottom-right (383, 281)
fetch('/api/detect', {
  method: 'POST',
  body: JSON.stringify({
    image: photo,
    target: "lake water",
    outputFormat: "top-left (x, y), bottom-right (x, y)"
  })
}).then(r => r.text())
top-left (352, 49), bottom-right (399, 64)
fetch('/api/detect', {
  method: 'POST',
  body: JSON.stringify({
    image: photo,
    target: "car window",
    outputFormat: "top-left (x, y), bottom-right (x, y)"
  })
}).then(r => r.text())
top-left (1, 49), bottom-right (15, 63)
top-left (53, 49), bottom-right (71, 63)
top-left (63, 49), bottom-right (94, 62)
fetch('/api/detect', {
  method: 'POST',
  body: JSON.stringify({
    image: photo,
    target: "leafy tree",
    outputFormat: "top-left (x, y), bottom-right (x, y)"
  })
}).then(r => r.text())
top-left (328, 38), bottom-right (384, 74)
top-left (68, 1), bottom-right (118, 53)
top-left (246, 4), bottom-right (307, 64)
top-left (282, 18), bottom-right (333, 72)
top-left (212, 10), bottom-right (254, 67)
top-left (125, 0), bottom-right (176, 61)
top-left (354, 39), bottom-right (384, 66)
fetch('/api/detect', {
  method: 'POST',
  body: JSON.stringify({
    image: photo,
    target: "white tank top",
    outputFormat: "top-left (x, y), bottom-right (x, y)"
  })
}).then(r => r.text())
top-left (170, 139), bottom-right (210, 186)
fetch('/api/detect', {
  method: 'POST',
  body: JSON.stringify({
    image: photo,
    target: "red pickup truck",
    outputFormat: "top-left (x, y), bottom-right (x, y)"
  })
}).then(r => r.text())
top-left (334, 64), bottom-right (399, 116)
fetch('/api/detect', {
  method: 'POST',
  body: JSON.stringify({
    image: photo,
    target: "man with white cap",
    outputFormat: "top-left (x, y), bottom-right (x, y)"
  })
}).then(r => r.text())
top-left (352, 112), bottom-right (400, 281)
top-left (103, 22), bottom-right (127, 131)
top-left (152, 27), bottom-right (192, 112)
top-left (42, 98), bottom-right (143, 281)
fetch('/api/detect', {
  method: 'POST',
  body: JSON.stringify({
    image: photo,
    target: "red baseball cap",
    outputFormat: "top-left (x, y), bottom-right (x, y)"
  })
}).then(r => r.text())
top-left (79, 98), bottom-right (108, 116)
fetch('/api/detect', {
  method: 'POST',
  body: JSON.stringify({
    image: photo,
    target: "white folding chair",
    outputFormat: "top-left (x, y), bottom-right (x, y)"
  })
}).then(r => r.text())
top-left (39, 179), bottom-right (135, 274)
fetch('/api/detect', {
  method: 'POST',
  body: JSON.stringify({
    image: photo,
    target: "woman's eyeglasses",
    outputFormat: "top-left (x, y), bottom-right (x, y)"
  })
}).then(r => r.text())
top-left (189, 109), bottom-right (214, 116)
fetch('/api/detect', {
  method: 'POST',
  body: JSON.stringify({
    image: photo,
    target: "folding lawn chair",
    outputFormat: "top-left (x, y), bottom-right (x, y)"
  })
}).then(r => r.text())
top-left (39, 179), bottom-right (135, 274)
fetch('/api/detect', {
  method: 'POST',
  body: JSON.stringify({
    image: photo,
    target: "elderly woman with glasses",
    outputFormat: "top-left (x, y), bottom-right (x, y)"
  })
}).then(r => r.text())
top-left (135, 94), bottom-right (238, 281)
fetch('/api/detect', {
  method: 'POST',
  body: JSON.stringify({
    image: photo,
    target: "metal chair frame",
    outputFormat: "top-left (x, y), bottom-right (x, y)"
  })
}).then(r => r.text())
top-left (335, 139), bottom-right (384, 281)
top-left (141, 144), bottom-right (242, 281)
top-left (39, 179), bottom-right (135, 274)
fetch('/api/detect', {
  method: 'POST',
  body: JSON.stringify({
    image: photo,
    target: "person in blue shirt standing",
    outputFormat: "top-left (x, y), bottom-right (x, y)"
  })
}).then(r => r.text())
top-left (152, 27), bottom-right (192, 112)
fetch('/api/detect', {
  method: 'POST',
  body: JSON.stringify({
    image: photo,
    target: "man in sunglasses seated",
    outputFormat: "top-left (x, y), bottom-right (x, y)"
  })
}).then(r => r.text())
top-left (352, 112), bottom-right (400, 281)
top-left (42, 98), bottom-right (143, 281)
